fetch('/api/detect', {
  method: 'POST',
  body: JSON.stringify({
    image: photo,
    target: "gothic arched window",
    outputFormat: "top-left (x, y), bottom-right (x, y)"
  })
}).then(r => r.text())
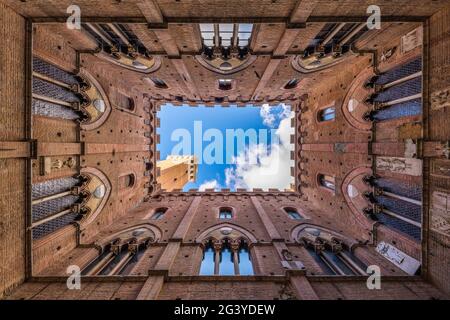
top-left (199, 239), bottom-right (254, 276)
top-left (82, 227), bottom-right (154, 276)
top-left (299, 227), bottom-right (367, 276)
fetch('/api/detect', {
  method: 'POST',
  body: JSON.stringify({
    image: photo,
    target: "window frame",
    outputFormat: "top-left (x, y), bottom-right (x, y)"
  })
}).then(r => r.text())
top-left (283, 78), bottom-right (300, 90)
top-left (149, 77), bottom-right (169, 89)
top-left (317, 173), bottom-right (336, 193)
top-left (151, 207), bottom-right (168, 220)
top-left (316, 103), bottom-right (336, 123)
top-left (283, 207), bottom-right (303, 220)
top-left (218, 207), bottom-right (234, 220)
top-left (217, 79), bottom-right (234, 91)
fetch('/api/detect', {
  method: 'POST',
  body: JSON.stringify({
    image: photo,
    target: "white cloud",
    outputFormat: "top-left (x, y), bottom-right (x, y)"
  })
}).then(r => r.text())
top-left (260, 104), bottom-right (276, 127)
top-left (225, 111), bottom-right (295, 191)
top-left (259, 103), bottom-right (292, 128)
top-left (198, 179), bottom-right (220, 191)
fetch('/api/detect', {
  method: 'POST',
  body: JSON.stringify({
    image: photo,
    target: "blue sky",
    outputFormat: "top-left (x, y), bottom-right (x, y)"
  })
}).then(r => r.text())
top-left (157, 103), bottom-right (294, 191)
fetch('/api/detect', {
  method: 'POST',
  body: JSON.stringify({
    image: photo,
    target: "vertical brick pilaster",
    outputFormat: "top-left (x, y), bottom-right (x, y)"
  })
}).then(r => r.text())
top-left (250, 196), bottom-right (282, 240)
top-left (136, 275), bottom-right (164, 300)
top-left (290, 276), bottom-right (319, 300)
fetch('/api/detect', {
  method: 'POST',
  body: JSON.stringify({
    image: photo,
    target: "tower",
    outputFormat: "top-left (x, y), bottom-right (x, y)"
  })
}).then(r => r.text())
top-left (157, 155), bottom-right (198, 191)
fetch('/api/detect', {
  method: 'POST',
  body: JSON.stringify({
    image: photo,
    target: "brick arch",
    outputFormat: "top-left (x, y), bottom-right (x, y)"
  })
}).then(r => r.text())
top-left (196, 223), bottom-right (258, 244)
top-left (341, 166), bottom-right (373, 229)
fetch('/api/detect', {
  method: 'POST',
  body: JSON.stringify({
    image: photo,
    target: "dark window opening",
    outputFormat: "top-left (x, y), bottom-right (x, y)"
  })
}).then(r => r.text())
top-left (218, 79), bottom-right (233, 91)
top-left (284, 208), bottom-right (302, 220)
top-left (151, 78), bottom-right (168, 89)
top-left (318, 174), bottom-right (335, 191)
top-left (318, 107), bottom-right (335, 122)
top-left (284, 78), bottom-right (300, 90)
top-left (219, 208), bottom-right (233, 219)
top-left (152, 208), bottom-right (168, 220)
top-left (119, 173), bottom-right (135, 189)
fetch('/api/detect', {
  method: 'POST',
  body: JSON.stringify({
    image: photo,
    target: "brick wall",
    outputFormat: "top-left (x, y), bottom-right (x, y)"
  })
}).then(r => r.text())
top-left (0, 3), bottom-right (27, 299)
top-left (426, 5), bottom-right (450, 294)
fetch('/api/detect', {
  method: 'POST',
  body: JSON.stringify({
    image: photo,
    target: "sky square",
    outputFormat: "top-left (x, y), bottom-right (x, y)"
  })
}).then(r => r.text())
top-left (157, 103), bottom-right (295, 191)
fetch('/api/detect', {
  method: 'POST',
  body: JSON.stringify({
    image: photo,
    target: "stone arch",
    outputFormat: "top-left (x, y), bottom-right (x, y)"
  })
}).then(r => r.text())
top-left (341, 66), bottom-right (374, 131)
top-left (78, 167), bottom-right (112, 226)
top-left (290, 223), bottom-right (358, 248)
top-left (341, 166), bottom-right (373, 229)
top-left (195, 54), bottom-right (257, 75)
top-left (96, 51), bottom-right (162, 74)
top-left (78, 68), bottom-right (112, 131)
top-left (196, 223), bottom-right (258, 244)
top-left (98, 223), bottom-right (162, 248)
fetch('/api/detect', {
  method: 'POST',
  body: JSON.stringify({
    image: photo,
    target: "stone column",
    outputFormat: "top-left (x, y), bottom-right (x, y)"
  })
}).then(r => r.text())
top-left (231, 240), bottom-right (240, 275)
top-left (213, 240), bottom-right (222, 275)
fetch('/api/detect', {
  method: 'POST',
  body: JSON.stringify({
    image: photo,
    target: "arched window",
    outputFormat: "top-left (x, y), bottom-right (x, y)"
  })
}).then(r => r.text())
top-left (218, 79), bottom-right (233, 91)
top-left (117, 94), bottom-right (135, 111)
top-left (152, 208), bottom-right (167, 220)
top-left (362, 175), bottom-right (422, 241)
top-left (284, 78), bottom-right (300, 90)
top-left (199, 243), bottom-right (215, 275)
top-left (31, 176), bottom-right (84, 240)
top-left (199, 239), bottom-right (254, 276)
top-left (318, 174), bottom-right (336, 191)
top-left (317, 106), bottom-right (335, 122)
top-left (284, 207), bottom-right (302, 220)
top-left (119, 173), bottom-right (135, 189)
top-left (150, 77), bottom-right (168, 89)
top-left (219, 242), bottom-right (235, 275)
top-left (237, 242), bottom-right (254, 275)
top-left (299, 227), bottom-right (367, 276)
top-left (82, 227), bottom-right (154, 276)
top-left (219, 208), bottom-right (233, 219)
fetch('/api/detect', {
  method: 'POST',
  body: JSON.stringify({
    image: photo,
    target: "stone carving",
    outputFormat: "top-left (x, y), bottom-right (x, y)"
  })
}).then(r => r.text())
top-left (431, 191), bottom-right (450, 236)
top-left (380, 46), bottom-right (397, 62)
top-left (281, 249), bottom-right (293, 261)
top-left (431, 87), bottom-right (450, 111)
top-left (376, 157), bottom-right (422, 176)
top-left (41, 156), bottom-right (76, 175)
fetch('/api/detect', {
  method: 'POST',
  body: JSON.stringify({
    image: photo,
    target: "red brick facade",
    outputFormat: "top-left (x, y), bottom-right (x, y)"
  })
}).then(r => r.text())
top-left (0, 1), bottom-right (449, 300)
